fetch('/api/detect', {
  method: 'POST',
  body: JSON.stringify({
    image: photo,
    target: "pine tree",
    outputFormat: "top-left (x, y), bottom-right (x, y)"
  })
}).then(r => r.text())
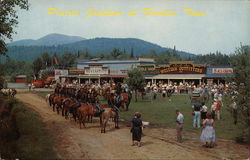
top-left (130, 48), bottom-right (134, 58)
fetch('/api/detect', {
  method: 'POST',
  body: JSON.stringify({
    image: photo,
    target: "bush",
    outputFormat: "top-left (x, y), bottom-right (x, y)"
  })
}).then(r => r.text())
top-left (227, 45), bottom-right (250, 144)
top-left (0, 97), bottom-right (57, 159)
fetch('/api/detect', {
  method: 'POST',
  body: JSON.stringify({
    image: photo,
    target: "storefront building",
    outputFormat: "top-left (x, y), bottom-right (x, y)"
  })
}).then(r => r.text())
top-left (205, 66), bottom-right (234, 85)
top-left (57, 58), bottom-right (155, 83)
top-left (55, 59), bottom-right (234, 85)
top-left (140, 61), bottom-right (207, 85)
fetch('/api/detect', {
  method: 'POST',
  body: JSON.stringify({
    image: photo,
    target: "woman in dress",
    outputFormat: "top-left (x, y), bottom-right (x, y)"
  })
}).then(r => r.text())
top-left (200, 112), bottom-right (216, 148)
top-left (131, 112), bottom-right (143, 147)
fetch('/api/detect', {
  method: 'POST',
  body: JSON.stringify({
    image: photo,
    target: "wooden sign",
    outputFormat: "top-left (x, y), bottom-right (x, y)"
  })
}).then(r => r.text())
top-left (142, 63), bottom-right (206, 74)
top-left (212, 68), bottom-right (233, 74)
top-left (68, 69), bottom-right (85, 75)
top-left (84, 66), bottom-right (109, 75)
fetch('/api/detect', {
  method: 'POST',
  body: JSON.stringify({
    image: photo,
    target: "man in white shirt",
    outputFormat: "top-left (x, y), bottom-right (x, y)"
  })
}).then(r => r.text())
top-left (176, 109), bottom-right (184, 143)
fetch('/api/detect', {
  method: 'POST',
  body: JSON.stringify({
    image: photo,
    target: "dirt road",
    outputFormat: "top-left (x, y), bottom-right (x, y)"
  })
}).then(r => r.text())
top-left (16, 93), bottom-right (249, 159)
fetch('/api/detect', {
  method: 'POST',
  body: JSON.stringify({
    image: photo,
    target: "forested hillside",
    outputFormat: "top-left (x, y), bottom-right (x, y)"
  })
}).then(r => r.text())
top-left (5, 37), bottom-right (194, 62)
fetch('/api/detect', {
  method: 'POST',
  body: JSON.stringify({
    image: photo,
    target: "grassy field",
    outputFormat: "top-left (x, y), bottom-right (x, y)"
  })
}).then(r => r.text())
top-left (0, 97), bottom-right (57, 159)
top-left (36, 91), bottom-right (241, 140)
top-left (121, 94), bottom-right (242, 140)
top-left (36, 91), bottom-right (53, 99)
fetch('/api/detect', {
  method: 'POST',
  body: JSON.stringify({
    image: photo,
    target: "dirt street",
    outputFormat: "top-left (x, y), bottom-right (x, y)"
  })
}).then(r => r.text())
top-left (16, 93), bottom-right (250, 159)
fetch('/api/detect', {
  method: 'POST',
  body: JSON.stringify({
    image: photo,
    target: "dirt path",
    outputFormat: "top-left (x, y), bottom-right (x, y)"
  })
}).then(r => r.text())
top-left (16, 93), bottom-right (250, 159)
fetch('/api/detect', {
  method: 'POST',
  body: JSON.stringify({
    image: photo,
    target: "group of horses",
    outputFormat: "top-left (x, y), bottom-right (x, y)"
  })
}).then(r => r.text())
top-left (0, 88), bottom-right (17, 97)
top-left (46, 85), bottom-right (132, 133)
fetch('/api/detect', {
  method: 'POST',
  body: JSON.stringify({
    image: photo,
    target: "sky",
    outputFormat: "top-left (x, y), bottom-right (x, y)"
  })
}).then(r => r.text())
top-left (10, 0), bottom-right (250, 55)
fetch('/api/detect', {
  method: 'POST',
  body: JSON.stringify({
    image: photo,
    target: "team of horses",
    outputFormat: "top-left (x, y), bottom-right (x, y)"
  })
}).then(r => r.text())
top-left (47, 85), bottom-right (131, 133)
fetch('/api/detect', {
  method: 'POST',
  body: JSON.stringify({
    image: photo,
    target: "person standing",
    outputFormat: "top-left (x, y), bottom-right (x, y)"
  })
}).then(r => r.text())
top-left (211, 102), bottom-right (217, 120)
top-left (201, 102), bottom-right (208, 120)
top-left (192, 103), bottom-right (202, 128)
top-left (153, 86), bottom-right (158, 100)
top-left (176, 109), bottom-right (184, 143)
top-left (131, 112), bottom-right (143, 147)
top-left (28, 83), bottom-right (31, 91)
top-left (231, 101), bottom-right (237, 125)
top-left (162, 87), bottom-right (166, 101)
top-left (215, 100), bottom-right (221, 120)
top-left (200, 112), bottom-right (216, 148)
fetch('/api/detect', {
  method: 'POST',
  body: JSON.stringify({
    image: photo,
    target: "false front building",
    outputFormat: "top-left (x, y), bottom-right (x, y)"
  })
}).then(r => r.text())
top-left (58, 58), bottom-right (155, 83)
top-left (56, 59), bottom-right (233, 85)
top-left (140, 61), bottom-right (207, 85)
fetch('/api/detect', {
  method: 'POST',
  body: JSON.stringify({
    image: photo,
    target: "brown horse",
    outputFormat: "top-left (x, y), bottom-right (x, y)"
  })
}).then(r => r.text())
top-left (62, 98), bottom-right (76, 118)
top-left (48, 93), bottom-right (56, 107)
top-left (102, 88), bottom-right (111, 100)
top-left (52, 95), bottom-right (64, 114)
top-left (76, 88), bottom-right (88, 102)
top-left (77, 103), bottom-right (103, 129)
top-left (100, 107), bottom-right (119, 133)
top-left (120, 92), bottom-right (130, 111)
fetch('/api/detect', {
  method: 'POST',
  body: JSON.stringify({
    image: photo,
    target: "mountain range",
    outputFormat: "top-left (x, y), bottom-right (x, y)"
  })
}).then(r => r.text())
top-left (6, 33), bottom-right (196, 62)
top-left (8, 33), bottom-right (86, 46)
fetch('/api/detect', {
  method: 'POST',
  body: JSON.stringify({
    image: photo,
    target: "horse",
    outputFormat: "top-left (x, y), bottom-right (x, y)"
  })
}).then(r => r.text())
top-left (76, 88), bottom-right (88, 102)
top-left (62, 97), bottom-right (75, 117)
top-left (54, 86), bottom-right (61, 94)
top-left (48, 93), bottom-right (56, 106)
top-left (100, 107), bottom-right (119, 133)
top-left (120, 92), bottom-right (130, 111)
top-left (52, 95), bottom-right (64, 114)
top-left (62, 98), bottom-right (80, 121)
top-left (77, 103), bottom-right (103, 129)
top-left (102, 87), bottom-right (111, 100)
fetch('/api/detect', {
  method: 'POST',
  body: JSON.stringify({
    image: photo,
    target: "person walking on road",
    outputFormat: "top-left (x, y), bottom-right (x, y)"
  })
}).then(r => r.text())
top-left (131, 112), bottom-right (143, 147)
top-left (176, 109), bottom-right (184, 143)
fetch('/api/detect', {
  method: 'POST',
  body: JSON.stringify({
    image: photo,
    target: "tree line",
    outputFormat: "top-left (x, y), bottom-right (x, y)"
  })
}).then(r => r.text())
top-left (0, 46), bottom-right (237, 84)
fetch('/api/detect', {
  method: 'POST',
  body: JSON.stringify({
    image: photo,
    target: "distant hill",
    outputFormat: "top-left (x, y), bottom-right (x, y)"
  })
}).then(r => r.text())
top-left (64, 38), bottom-right (165, 54)
top-left (6, 36), bottom-right (195, 62)
top-left (8, 33), bottom-right (86, 46)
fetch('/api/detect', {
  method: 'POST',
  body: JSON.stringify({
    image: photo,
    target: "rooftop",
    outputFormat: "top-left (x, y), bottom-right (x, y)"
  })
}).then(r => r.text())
top-left (77, 58), bottom-right (155, 64)
top-left (15, 75), bottom-right (27, 78)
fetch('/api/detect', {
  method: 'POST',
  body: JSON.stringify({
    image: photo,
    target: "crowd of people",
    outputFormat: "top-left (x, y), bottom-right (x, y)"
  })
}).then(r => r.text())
top-left (47, 79), bottom-right (237, 148)
top-left (145, 81), bottom-right (228, 94)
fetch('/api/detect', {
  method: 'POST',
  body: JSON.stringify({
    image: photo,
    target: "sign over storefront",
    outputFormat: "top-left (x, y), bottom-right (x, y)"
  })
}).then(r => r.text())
top-left (55, 69), bottom-right (68, 80)
top-left (140, 62), bottom-right (206, 74)
top-left (212, 68), bottom-right (233, 74)
top-left (68, 69), bottom-right (85, 75)
top-left (158, 64), bottom-right (205, 74)
top-left (84, 66), bottom-right (109, 75)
